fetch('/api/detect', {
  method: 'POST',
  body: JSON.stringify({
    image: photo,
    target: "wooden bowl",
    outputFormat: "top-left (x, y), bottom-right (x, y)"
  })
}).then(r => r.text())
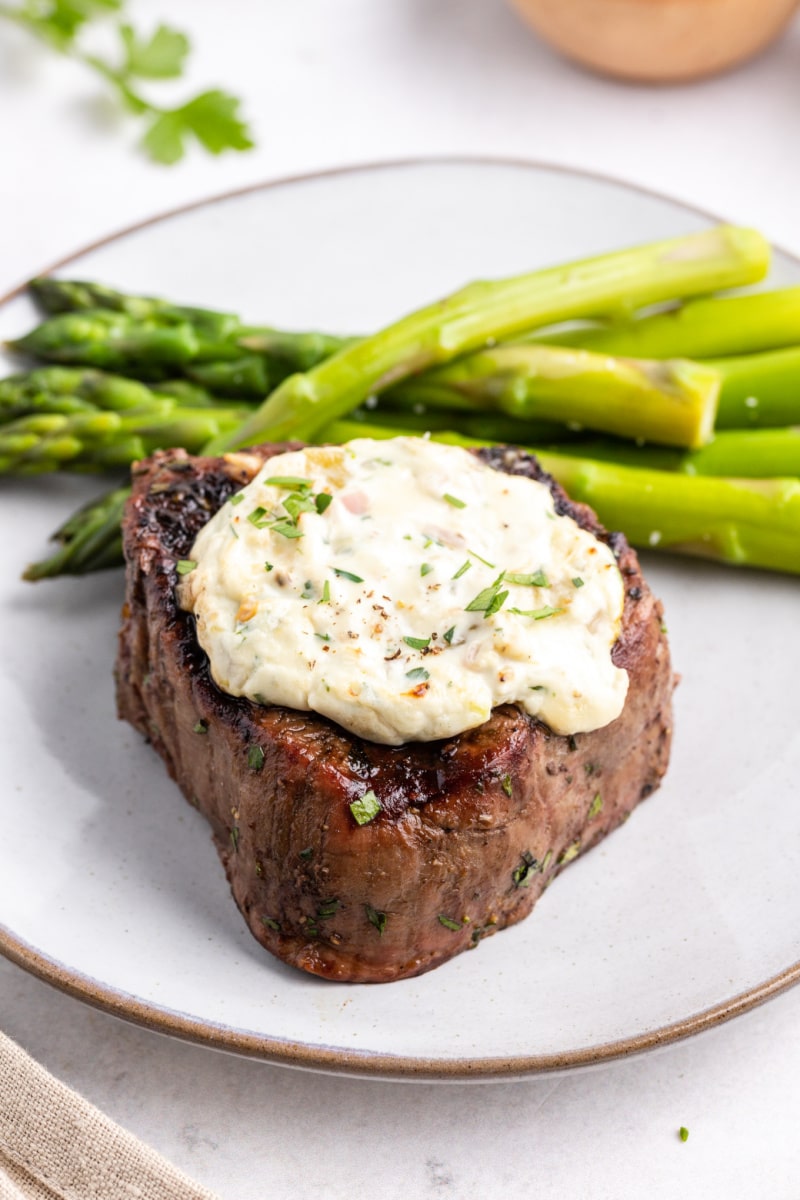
top-left (509, 0), bottom-right (800, 82)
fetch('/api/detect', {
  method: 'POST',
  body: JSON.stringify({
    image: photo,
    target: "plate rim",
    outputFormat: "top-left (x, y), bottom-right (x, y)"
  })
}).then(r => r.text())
top-left (2, 154), bottom-right (799, 1079)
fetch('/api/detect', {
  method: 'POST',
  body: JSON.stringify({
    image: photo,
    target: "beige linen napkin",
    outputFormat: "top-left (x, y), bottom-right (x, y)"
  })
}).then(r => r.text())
top-left (0, 1032), bottom-right (218, 1200)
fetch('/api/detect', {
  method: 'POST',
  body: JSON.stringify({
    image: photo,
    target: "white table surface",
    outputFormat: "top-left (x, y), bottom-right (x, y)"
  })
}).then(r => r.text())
top-left (2, 2), bottom-right (800, 1196)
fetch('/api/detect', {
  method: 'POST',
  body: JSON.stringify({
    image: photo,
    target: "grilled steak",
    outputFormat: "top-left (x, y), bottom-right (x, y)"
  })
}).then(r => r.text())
top-left (116, 443), bottom-right (673, 983)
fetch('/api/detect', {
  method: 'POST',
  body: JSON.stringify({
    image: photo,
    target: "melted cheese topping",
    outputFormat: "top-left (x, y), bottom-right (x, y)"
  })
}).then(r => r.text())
top-left (178, 438), bottom-right (629, 745)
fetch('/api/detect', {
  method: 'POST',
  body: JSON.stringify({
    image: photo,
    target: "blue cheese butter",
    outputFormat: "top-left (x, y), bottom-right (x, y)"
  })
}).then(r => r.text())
top-left (178, 437), bottom-right (628, 745)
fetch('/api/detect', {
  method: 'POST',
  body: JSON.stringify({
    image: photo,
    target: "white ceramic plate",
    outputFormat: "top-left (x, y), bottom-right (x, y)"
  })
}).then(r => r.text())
top-left (1, 160), bottom-right (798, 1080)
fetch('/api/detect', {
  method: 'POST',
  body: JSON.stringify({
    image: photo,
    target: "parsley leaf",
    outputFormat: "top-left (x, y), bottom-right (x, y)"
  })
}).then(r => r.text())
top-left (167, 89), bottom-right (254, 156)
top-left (142, 92), bottom-right (252, 167)
top-left (508, 605), bottom-right (563, 620)
top-left (465, 573), bottom-right (508, 619)
top-left (120, 22), bottom-right (188, 79)
top-left (350, 790), bottom-right (381, 826)
top-left (506, 569), bottom-right (548, 587)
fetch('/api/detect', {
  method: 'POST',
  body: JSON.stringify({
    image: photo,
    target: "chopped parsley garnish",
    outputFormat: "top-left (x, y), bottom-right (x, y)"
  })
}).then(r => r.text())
top-left (301, 580), bottom-right (314, 599)
top-left (261, 917), bottom-right (281, 932)
top-left (438, 914), bottom-right (461, 932)
top-left (443, 493), bottom-right (466, 508)
top-left (506, 569), bottom-right (548, 587)
top-left (420, 563), bottom-right (434, 577)
top-left (403, 635), bottom-right (431, 650)
top-left (512, 851), bottom-right (538, 888)
top-left (248, 478), bottom-right (330, 539)
top-left (452, 560), bottom-right (472, 580)
top-left (572, 577), bottom-right (585, 588)
top-left (270, 519), bottom-right (304, 539)
top-left (315, 632), bottom-right (331, 642)
top-left (529, 684), bottom-right (545, 692)
top-left (317, 899), bottom-right (340, 919)
top-left (264, 475), bottom-right (312, 489)
top-left (299, 847), bottom-right (313, 860)
top-left (443, 625), bottom-right (456, 644)
top-left (247, 506), bottom-right (271, 528)
top-left (247, 745), bottom-right (265, 772)
top-left (264, 561), bottom-right (273, 572)
top-left (283, 492), bottom-right (316, 523)
top-left (501, 774), bottom-right (513, 797)
top-left (350, 789), bottom-right (381, 825)
top-left (509, 605), bottom-right (563, 620)
top-left (588, 793), bottom-right (603, 819)
top-left (193, 720), bottom-right (208, 734)
top-left (365, 904), bottom-right (387, 935)
top-left (333, 568), bottom-right (364, 583)
top-left (679, 1127), bottom-right (689, 1143)
top-left (465, 572), bottom-right (508, 619)
top-left (229, 493), bottom-right (244, 506)
top-left (176, 559), bottom-right (197, 575)
top-left (230, 826), bottom-right (240, 852)
top-left (467, 548), bottom-right (495, 568)
top-left (541, 850), bottom-right (553, 871)
top-left (406, 667), bottom-right (430, 681)
top-left (319, 580), bottom-right (331, 604)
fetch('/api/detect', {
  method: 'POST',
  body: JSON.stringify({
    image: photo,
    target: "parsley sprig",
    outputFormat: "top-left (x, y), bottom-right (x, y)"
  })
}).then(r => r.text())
top-left (0, 0), bottom-right (254, 164)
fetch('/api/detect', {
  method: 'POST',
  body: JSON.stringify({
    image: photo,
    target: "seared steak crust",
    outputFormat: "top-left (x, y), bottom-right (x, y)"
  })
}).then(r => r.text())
top-left (116, 443), bottom-right (673, 983)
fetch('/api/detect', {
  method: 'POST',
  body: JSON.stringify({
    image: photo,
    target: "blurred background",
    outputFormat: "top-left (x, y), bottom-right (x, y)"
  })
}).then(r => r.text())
top-left (1, 0), bottom-right (800, 294)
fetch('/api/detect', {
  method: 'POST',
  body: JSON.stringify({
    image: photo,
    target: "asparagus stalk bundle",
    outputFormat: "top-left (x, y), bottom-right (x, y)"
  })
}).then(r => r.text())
top-left (10, 224), bottom-right (800, 580)
top-left (208, 226), bottom-right (768, 450)
top-left (26, 415), bottom-right (799, 579)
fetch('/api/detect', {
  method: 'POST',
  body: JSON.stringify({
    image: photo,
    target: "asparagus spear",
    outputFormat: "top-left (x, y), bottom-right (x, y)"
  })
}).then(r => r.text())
top-left (713, 347), bottom-right (800, 429)
top-left (320, 419), bottom-right (800, 574)
top-left (390, 344), bottom-right (720, 449)
top-left (521, 427), bottom-right (800, 478)
top-left (351, 404), bottom-right (572, 443)
top-left (0, 366), bottom-right (223, 421)
top-left (29, 277), bottom-right (240, 341)
top-left (23, 486), bottom-right (130, 581)
top-left (207, 226), bottom-right (768, 451)
top-left (237, 329), bottom-right (353, 371)
top-left (8, 311), bottom-right (208, 372)
top-left (355, 406), bottom-right (800, 475)
top-left (29, 276), bottom-right (353, 367)
top-left (538, 286), bottom-right (800, 358)
top-left (0, 403), bottom-right (252, 473)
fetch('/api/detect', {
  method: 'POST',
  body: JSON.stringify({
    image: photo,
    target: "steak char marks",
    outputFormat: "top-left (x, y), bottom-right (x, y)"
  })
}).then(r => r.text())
top-left (117, 443), bottom-right (673, 983)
